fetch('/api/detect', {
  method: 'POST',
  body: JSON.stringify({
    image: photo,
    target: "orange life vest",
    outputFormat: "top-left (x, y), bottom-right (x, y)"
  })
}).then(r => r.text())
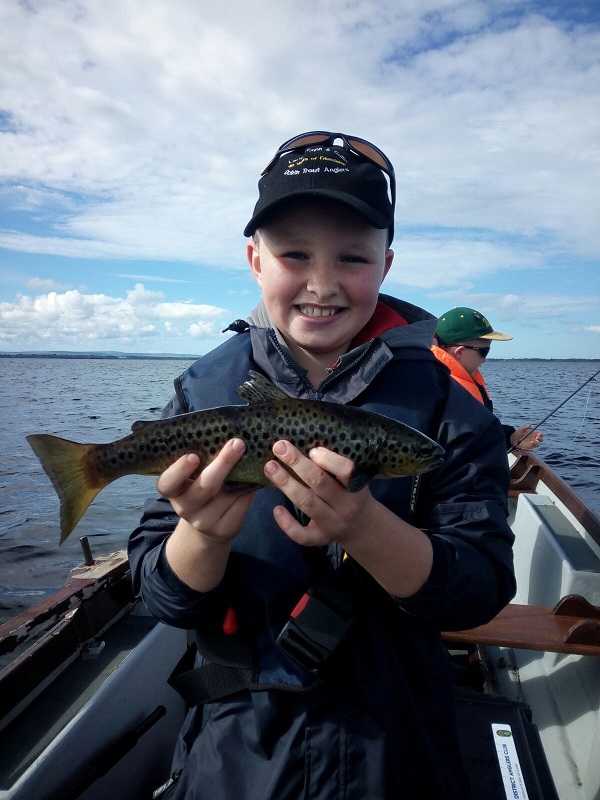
top-left (431, 345), bottom-right (491, 406)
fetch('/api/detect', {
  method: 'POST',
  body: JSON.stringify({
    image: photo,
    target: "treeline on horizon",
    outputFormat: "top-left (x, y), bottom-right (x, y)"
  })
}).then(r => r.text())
top-left (0, 352), bottom-right (198, 360)
top-left (0, 352), bottom-right (597, 363)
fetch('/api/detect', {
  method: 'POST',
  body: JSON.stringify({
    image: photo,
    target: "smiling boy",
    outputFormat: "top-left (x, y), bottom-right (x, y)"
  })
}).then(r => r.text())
top-left (129, 132), bottom-right (516, 799)
top-left (247, 199), bottom-right (393, 388)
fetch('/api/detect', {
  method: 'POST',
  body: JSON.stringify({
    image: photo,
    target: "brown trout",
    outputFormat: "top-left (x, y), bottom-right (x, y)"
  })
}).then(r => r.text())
top-left (27, 371), bottom-right (444, 543)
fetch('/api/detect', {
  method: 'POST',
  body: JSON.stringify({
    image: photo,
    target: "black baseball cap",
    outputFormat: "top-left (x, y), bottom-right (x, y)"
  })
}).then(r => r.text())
top-left (243, 139), bottom-right (395, 243)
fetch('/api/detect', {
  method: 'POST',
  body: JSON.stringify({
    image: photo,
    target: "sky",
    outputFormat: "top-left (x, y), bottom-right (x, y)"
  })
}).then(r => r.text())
top-left (0, 0), bottom-right (599, 359)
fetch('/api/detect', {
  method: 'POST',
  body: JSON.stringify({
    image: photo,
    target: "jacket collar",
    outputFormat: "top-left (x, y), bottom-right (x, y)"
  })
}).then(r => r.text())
top-left (245, 296), bottom-right (438, 402)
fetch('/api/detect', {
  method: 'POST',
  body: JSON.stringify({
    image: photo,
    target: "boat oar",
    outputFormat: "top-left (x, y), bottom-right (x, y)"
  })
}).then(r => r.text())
top-left (507, 367), bottom-right (600, 453)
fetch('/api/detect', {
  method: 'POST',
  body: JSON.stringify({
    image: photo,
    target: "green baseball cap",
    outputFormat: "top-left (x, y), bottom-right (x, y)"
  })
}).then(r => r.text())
top-left (436, 307), bottom-right (513, 345)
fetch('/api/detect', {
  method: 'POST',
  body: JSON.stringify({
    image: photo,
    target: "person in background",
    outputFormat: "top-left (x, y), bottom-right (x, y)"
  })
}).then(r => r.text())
top-left (432, 306), bottom-right (544, 451)
top-left (128, 132), bottom-right (516, 799)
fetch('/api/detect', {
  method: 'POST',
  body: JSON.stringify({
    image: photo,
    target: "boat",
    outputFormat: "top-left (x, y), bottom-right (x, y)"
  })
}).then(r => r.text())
top-left (0, 450), bottom-right (598, 800)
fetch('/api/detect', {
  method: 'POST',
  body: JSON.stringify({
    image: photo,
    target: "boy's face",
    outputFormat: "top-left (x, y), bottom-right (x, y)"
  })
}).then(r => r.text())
top-left (247, 198), bottom-right (393, 375)
top-left (446, 339), bottom-right (489, 376)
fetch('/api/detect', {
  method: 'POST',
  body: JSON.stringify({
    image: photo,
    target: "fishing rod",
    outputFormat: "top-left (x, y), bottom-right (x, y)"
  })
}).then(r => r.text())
top-left (507, 366), bottom-right (600, 453)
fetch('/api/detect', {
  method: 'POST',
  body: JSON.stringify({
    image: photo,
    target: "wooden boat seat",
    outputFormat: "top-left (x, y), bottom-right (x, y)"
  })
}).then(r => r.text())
top-left (508, 455), bottom-right (542, 496)
top-left (443, 595), bottom-right (600, 657)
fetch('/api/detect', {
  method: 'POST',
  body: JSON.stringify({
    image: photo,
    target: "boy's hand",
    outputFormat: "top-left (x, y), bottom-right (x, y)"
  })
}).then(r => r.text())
top-left (264, 440), bottom-right (374, 547)
top-left (510, 424), bottom-right (543, 451)
top-left (156, 438), bottom-right (255, 544)
top-left (266, 440), bottom-right (434, 598)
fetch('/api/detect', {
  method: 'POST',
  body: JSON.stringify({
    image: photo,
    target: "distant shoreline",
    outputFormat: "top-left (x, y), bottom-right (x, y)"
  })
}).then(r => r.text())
top-left (0, 352), bottom-right (198, 361)
top-left (0, 352), bottom-right (597, 362)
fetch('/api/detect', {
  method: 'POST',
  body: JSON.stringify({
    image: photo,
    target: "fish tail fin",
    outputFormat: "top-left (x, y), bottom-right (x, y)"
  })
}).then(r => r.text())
top-left (27, 434), bottom-right (106, 544)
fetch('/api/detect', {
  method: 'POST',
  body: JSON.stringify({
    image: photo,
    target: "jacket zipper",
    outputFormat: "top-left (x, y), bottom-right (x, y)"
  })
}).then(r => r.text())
top-left (268, 331), bottom-right (376, 401)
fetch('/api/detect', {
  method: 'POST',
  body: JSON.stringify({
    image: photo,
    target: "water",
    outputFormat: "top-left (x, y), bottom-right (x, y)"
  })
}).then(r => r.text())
top-left (0, 357), bottom-right (191, 628)
top-left (0, 357), bottom-right (598, 628)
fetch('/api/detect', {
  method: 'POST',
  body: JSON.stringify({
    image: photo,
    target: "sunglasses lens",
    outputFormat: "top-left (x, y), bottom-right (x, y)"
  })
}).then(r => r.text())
top-left (261, 133), bottom-right (330, 175)
top-left (263, 131), bottom-right (394, 178)
top-left (280, 133), bottom-right (331, 150)
top-left (455, 344), bottom-right (491, 357)
top-left (346, 139), bottom-right (392, 173)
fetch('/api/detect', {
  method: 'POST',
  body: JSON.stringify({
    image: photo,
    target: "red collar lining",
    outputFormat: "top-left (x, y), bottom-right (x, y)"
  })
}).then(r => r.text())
top-left (352, 301), bottom-right (408, 347)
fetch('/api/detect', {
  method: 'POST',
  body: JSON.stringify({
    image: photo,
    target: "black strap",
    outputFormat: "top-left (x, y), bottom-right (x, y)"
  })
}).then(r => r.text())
top-left (167, 559), bottom-right (366, 705)
top-left (168, 646), bottom-right (256, 706)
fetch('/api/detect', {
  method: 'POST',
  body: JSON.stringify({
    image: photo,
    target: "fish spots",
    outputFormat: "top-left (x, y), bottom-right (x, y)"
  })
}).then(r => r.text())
top-left (108, 449), bottom-right (137, 464)
top-left (27, 372), bottom-right (445, 543)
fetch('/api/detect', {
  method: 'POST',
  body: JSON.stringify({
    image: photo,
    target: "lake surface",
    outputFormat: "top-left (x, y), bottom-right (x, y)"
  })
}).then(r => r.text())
top-left (0, 356), bottom-right (598, 627)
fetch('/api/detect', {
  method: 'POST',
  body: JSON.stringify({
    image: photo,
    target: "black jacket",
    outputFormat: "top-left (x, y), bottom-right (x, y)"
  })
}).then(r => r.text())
top-left (128, 296), bottom-right (516, 799)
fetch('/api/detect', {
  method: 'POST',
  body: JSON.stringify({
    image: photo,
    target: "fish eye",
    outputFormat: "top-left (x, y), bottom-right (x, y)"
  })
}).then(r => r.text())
top-left (418, 443), bottom-right (434, 458)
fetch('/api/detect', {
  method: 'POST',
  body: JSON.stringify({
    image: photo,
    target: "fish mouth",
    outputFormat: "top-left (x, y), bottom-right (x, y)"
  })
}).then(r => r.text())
top-left (298, 305), bottom-right (342, 318)
top-left (425, 455), bottom-right (444, 471)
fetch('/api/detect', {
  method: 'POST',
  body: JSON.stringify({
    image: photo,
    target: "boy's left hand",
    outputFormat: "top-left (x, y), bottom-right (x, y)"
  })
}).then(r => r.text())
top-left (264, 440), bottom-right (373, 547)
top-left (510, 424), bottom-right (544, 451)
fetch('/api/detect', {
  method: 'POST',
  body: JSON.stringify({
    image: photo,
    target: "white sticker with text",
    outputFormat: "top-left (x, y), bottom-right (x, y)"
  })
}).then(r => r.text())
top-left (492, 723), bottom-right (529, 800)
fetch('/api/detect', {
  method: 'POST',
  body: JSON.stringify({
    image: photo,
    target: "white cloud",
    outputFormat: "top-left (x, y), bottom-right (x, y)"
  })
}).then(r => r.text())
top-left (0, 0), bottom-right (598, 268)
top-left (0, 1), bottom-right (598, 358)
top-left (113, 273), bottom-right (193, 284)
top-left (427, 291), bottom-right (600, 323)
top-left (27, 277), bottom-right (71, 291)
top-left (386, 234), bottom-right (543, 290)
top-left (493, 293), bottom-right (598, 321)
top-left (0, 283), bottom-right (228, 347)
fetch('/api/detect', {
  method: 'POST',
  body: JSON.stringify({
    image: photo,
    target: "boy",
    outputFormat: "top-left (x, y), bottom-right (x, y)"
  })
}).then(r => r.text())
top-left (433, 306), bottom-right (544, 451)
top-left (128, 132), bottom-right (516, 799)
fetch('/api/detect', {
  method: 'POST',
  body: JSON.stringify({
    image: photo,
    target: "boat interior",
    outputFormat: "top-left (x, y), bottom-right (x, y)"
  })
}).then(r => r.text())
top-left (0, 451), bottom-right (599, 800)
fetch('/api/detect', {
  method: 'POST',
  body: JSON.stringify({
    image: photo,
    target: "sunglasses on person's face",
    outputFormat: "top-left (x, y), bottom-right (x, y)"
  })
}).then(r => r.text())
top-left (261, 130), bottom-right (396, 205)
top-left (459, 344), bottom-right (491, 357)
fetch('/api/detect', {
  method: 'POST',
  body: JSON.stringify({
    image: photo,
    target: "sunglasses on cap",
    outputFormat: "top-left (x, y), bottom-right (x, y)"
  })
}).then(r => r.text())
top-left (261, 130), bottom-right (396, 204)
top-left (458, 344), bottom-right (491, 357)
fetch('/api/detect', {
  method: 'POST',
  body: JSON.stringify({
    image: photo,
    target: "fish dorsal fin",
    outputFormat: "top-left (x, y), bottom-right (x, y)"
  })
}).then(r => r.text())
top-left (236, 370), bottom-right (288, 405)
top-left (131, 419), bottom-right (154, 432)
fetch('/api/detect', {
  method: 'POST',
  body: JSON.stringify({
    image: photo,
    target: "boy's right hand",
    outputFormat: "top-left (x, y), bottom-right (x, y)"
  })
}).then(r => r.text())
top-left (159, 439), bottom-right (255, 592)
top-left (156, 438), bottom-right (255, 545)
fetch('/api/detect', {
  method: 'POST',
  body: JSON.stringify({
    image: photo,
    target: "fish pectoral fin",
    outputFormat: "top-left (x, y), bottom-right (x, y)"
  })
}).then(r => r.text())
top-left (347, 468), bottom-right (374, 493)
top-left (236, 370), bottom-right (289, 405)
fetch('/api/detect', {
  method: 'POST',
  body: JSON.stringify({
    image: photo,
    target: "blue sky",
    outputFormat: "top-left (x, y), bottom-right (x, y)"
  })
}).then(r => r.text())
top-left (0, 0), bottom-right (599, 359)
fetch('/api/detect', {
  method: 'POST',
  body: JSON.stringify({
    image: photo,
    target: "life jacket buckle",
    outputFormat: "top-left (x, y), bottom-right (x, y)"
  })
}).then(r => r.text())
top-left (276, 588), bottom-right (355, 674)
